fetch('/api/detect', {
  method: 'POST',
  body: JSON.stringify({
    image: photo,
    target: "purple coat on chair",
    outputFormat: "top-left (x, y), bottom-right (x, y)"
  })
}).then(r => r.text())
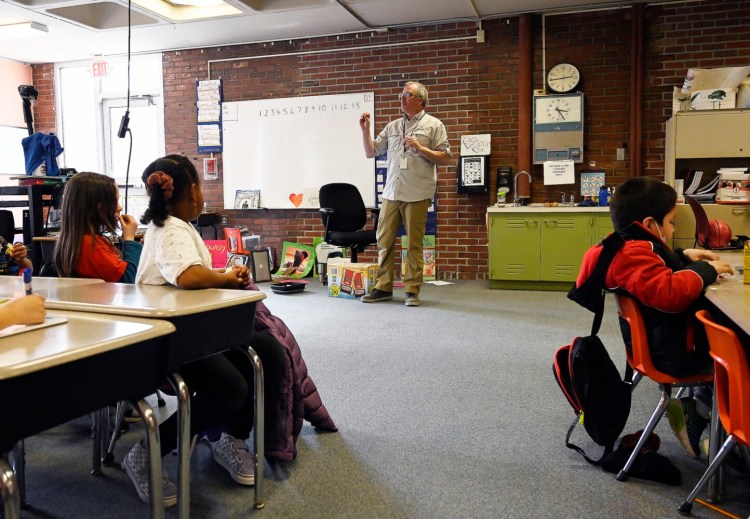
top-left (249, 283), bottom-right (337, 461)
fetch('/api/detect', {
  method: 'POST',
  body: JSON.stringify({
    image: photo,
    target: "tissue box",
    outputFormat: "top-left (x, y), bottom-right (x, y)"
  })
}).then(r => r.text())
top-left (327, 262), bottom-right (376, 299)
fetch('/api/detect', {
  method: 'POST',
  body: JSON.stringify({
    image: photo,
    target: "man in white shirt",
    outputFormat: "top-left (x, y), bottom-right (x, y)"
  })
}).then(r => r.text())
top-left (359, 81), bottom-right (452, 306)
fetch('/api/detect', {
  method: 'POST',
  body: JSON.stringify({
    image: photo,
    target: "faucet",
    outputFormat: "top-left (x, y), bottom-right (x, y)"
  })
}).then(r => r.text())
top-left (560, 192), bottom-right (566, 205)
top-left (513, 171), bottom-right (532, 207)
top-left (569, 193), bottom-right (575, 207)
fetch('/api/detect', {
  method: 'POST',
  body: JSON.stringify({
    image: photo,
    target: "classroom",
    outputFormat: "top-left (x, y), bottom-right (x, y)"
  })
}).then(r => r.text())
top-left (1, 0), bottom-right (750, 517)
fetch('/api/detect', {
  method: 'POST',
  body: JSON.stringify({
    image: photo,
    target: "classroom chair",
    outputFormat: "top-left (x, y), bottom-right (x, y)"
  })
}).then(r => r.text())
top-left (613, 293), bottom-right (714, 482)
top-left (0, 210), bottom-right (15, 243)
top-left (678, 310), bottom-right (750, 515)
top-left (318, 183), bottom-right (379, 262)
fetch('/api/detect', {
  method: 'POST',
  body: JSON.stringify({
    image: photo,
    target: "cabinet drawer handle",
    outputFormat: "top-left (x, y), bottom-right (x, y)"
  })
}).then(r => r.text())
top-left (732, 208), bottom-right (747, 215)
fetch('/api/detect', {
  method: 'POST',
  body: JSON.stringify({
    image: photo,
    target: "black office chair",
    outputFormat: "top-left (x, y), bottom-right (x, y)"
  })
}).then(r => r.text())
top-left (319, 183), bottom-right (379, 262)
top-left (0, 210), bottom-right (15, 243)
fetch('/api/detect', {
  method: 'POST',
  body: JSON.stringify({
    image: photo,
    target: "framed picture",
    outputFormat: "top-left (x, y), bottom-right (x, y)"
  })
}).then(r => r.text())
top-left (457, 155), bottom-right (489, 194)
top-left (249, 249), bottom-right (272, 282)
top-left (226, 253), bottom-right (249, 268)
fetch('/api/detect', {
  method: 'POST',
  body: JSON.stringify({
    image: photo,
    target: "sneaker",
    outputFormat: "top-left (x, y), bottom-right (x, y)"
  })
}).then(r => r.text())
top-left (361, 288), bottom-right (393, 303)
top-left (213, 433), bottom-right (255, 486)
top-left (666, 397), bottom-right (707, 458)
top-left (122, 442), bottom-right (177, 507)
top-left (405, 292), bottom-right (420, 306)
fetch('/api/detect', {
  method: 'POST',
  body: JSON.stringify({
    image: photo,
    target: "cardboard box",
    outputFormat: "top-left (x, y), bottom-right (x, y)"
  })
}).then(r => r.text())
top-left (690, 87), bottom-right (736, 111)
top-left (327, 262), bottom-right (377, 299)
top-left (400, 235), bottom-right (436, 281)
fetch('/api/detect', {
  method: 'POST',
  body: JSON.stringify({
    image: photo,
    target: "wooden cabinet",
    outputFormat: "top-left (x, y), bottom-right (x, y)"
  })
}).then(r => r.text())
top-left (665, 110), bottom-right (750, 189)
top-left (488, 208), bottom-right (611, 290)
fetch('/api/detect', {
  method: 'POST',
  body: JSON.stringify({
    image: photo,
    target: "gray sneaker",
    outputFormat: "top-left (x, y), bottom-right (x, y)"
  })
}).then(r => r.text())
top-left (213, 433), bottom-right (255, 485)
top-left (122, 441), bottom-right (177, 507)
top-left (405, 292), bottom-right (420, 306)
top-left (361, 288), bottom-right (393, 303)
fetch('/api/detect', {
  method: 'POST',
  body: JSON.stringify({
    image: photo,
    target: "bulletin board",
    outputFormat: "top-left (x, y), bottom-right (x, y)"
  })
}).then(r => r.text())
top-left (221, 92), bottom-right (376, 210)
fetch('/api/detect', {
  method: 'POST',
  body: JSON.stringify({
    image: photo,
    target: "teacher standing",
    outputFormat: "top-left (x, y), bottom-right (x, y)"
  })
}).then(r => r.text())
top-left (359, 81), bottom-right (452, 307)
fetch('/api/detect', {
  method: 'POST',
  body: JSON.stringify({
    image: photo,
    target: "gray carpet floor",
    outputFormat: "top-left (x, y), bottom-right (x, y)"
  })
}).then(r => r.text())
top-left (11, 280), bottom-right (750, 518)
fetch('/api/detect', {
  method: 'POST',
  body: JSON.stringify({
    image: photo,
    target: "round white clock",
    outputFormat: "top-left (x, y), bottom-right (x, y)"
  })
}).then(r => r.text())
top-left (546, 63), bottom-right (581, 93)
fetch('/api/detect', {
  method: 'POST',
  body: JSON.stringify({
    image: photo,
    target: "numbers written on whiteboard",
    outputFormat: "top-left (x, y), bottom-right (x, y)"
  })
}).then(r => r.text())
top-left (258, 101), bottom-right (361, 117)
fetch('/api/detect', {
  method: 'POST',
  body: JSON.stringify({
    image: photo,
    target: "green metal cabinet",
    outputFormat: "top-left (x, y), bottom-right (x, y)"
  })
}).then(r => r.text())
top-left (488, 209), bottom-right (611, 290)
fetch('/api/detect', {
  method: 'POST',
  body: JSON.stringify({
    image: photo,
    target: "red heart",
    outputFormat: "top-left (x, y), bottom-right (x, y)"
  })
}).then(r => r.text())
top-left (289, 193), bottom-right (303, 207)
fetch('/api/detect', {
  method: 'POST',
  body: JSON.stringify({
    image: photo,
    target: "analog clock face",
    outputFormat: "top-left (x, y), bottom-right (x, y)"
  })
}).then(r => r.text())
top-left (546, 63), bottom-right (580, 93)
top-left (534, 96), bottom-right (582, 125)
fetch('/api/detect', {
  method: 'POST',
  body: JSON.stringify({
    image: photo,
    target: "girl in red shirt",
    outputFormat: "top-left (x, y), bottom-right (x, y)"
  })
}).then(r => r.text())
top-left (53, 172), bottom-right (142, 282)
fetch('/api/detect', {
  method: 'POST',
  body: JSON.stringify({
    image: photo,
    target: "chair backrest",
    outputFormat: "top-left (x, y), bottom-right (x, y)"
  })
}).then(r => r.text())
top-left (685, 196), bottom-right (711, 248)
top-left (0, 210), bottom-right (15, 243)
top-left (615, 293), bottom-right (709, 385)
top-left (318, 183), bottom-right (367, 232)
top-left (695, 310), bottom-right (750, 445)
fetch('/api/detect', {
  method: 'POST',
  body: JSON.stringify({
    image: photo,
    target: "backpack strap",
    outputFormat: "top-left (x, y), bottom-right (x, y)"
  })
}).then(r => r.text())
top-left (564, 412), bottom-right (612, 465)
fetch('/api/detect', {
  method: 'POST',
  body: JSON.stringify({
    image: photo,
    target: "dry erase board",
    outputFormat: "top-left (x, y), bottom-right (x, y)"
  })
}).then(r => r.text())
top-left (221, 92), bottom-right (375, 210)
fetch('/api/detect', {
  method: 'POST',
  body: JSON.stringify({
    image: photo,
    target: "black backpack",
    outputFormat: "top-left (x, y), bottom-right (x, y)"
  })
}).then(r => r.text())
top-left (553, 232), bottom-right (633, 464)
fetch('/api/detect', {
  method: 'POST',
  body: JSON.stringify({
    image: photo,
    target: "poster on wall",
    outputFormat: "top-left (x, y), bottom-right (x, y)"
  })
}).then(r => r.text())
top-left (197, 79), bottom-right (222, 153)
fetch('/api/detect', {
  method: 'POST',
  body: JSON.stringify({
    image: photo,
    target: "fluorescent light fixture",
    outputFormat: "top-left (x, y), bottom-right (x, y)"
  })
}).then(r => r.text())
top-left (133, 0), bottom-right (241, 21)
top-left (0, 21), bottom-right (49, 41)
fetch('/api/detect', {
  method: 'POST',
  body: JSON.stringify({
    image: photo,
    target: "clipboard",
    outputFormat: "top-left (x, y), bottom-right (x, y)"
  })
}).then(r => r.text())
top-left (0, 316), bottom-right (68, 339)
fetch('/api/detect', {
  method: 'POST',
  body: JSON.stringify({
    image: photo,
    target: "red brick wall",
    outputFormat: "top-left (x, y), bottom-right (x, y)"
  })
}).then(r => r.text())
top-left (32, 0), bottom-right (750, 280)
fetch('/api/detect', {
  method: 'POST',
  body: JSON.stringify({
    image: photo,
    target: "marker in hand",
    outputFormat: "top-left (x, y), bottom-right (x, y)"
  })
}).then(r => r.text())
top-left (23, 269), bottom-right (32, 295)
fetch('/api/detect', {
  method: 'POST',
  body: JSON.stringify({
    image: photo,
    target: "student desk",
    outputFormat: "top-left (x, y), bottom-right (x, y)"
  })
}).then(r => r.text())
top-left (15, 282), bottom-right (268, 516)
top-left (0, 310), bottom-right (175, 519)
top-left (0, 275), bottom-right (103, 295)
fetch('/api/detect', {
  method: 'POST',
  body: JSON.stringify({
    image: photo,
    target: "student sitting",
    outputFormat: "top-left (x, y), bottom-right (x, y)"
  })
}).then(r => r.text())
top-left (0, 235), bottom-right (33, 275)
top-left (576, 177), bottom-right (734, 458)
top-left (0, 295), bottom-right (46, 330)
top-left (53, 172), bottom-right (141, 282)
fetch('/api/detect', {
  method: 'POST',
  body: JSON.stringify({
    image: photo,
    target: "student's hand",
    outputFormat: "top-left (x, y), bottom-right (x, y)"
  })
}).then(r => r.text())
top-left (708, 260), bottom-right (734, 278)
top-left (9, 242), bottom-right (28, 261)
top-left (683, 249), bottom-right (719, 262)
top-left (359, 112), bottom-right (371, 132)
top-left (5, 295), bottom-right (46, 326)
top-left (222, 266), bottom-right (248, 289)
top-left (118, 214), bottom-right (139, 241)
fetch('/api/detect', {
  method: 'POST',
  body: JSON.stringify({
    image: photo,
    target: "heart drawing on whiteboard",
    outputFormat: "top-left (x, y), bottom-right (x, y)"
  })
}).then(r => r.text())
top-left (289, 193), bottom-right (303, 207)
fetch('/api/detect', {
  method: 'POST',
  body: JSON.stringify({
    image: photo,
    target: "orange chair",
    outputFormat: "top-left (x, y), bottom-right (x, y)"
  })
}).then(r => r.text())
top-left (678, 310), bottom-right (750, 515)
top-left (614, 294), bottom-right (714, 482)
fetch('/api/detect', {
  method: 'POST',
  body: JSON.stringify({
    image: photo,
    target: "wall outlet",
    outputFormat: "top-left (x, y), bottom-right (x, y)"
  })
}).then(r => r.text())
top-left (616, 148), bottom-right (626, 161)
top-left (221, 214), bottom-right (228, 226)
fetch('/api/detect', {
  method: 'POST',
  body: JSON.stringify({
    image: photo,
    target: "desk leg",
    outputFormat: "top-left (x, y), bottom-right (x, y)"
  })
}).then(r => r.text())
top-left (0, 456), bottom-right (20, 519)
top-left (168, 373), bottom-right (190, 519)
top-left (11, 440), bottom-right (25, 504)
top-left (132, 399), bottom-right (165, 519)
top-left (247, 346), bottom-right (264, 509)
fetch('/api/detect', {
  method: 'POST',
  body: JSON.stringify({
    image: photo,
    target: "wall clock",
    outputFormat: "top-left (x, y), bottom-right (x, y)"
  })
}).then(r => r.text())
top-left (546, 63), bottom-right (581, 93)
top-left (532, 93), bottom-right (584, 163)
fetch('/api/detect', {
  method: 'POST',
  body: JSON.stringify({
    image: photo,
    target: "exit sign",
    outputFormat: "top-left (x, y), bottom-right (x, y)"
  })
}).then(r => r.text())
top-left (91, 61), bottom-right (108, 78)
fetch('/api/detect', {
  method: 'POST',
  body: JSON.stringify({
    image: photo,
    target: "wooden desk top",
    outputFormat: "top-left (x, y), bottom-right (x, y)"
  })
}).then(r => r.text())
top-left (0, 276), bottom-right (103, 298)
top-left (23, 282), bottom-right (265, 317)
top-left (0, 310), bottom-right (175, 379)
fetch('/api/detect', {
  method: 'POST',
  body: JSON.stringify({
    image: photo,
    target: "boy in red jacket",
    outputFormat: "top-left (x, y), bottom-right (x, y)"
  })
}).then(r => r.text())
top-left (576, 177), bottom-right (734, 457)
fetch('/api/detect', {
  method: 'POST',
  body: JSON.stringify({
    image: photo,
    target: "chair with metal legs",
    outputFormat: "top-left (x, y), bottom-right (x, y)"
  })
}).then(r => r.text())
top-left (679, 310), bottom-right (750, 515)
top-left (614, 294), bottom-right (714, 482)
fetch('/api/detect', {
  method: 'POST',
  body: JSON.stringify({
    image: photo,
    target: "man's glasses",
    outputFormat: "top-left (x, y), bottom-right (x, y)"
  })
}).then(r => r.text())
top-left (398, 92), bottom-right (421, 100)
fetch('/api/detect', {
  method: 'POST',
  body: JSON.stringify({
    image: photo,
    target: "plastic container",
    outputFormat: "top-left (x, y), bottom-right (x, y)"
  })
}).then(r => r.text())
top-left (598, 186), bottom-right (609, 207)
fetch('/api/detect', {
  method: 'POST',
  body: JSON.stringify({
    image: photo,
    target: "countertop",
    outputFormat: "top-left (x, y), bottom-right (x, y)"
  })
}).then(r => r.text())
top-left (487, 204), bottom-right (611, 213)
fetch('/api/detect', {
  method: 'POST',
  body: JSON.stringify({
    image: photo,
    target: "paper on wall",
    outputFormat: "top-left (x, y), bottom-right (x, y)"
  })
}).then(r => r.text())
top-left (460, 134), bottom-right (491, 156)
top-left (543, 160), bottom-right (575, 185)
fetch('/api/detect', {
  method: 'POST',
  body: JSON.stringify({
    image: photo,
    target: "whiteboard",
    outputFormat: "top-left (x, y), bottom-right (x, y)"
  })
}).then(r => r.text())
top-left (0, 125), bottom-right (27, 175)
top-left (222, 92), bottom-right (375, 210)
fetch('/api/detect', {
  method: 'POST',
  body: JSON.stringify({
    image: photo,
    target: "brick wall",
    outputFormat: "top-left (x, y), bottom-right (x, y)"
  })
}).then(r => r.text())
top-left (32, 0), bottom-right (750, 280)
